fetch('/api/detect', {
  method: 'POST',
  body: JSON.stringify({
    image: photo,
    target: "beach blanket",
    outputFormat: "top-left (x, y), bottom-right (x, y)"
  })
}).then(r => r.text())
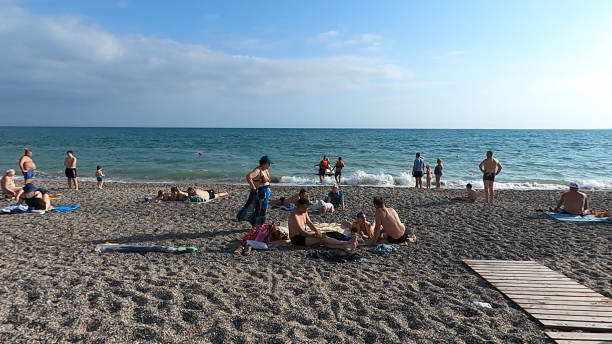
top-left (544, 211), bottom-right (609, 222)
top-left (95, 243), bottom-right (197, 253)
top-left (0, 204), bottom-right (29, 214)
top-left (281, 203), bottom-right (295, 211)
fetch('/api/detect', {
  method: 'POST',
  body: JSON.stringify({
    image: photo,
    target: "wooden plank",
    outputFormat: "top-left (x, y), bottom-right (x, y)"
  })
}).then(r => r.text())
top-left (522, 304), bottom-right (612, 312)
top-left (469, 268), bottom-right (555, 273)
top-left (552, 340), bottom-right (612, 344)
top-left (464, 260), bottom-right (538, 264)
top-left (533, 309), bottom-right (612, 316)
top-left (492, 282), bottom-right (588, 288)
top-left (486, 277), bottom-right (575, 281)
top-left (497, 287), bottom-right (594, 294)
top-left (509, 295), bottom-right (609, 302)
top-left (545, 332), bottom-right (612, 340)
top-left (502, 291), bottom-right (603, 297)
top-left (540, 320), bottom-right (612, 330)
top-left (532, 314), bottom-right (612, 322)
top-left (515, 300), bottom-right (612, 306)
top-left (480, 273), bottom-right (570, 278)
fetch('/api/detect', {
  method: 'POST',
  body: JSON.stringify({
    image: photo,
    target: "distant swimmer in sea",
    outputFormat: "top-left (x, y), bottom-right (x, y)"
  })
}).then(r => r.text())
top-left (64, 150), bottom-right (78, 190)
top-left (450, 183), bottom-right (477, 202)
top-left (186, 187), bottom-right (229, 201)
top-left (370, 196), bottom-right (417, 245)
top-left (18, 148), bottom-right (36, 184)
top-left (434, 158), bottom-right (443, 188)
top-left (331, 157), bottom-right (344, 184)
top-left (551, 182), bottom-right (591, 215)
top-left (288, 198), bottom-right (357, 251)
top-left (2, 169), bottom-right (23, 199)
top-left (270, 188), bottom-right (307, 207)
top-left (237, 155), bottom-right (272, 226)
top-left (315, 155), bottom-right (330, 183)
top-left (412, 152), bottom-right (425, 189)
top-left (478, 150), bottom-right (502, 203)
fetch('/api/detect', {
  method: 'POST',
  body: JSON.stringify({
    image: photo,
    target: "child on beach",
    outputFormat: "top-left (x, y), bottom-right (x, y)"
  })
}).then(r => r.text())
top-left (425, 165), bottom-right (432, 189)
top-left (434, 158), bottom-right (443, 188)
top-left (450, 184), bottom-right (477, 202)
top-left (96, 165), bottom-right (104, 189)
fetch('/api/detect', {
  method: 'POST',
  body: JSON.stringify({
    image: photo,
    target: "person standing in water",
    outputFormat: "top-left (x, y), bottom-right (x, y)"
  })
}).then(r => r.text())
top-left (478, 150), bottom-right (502, 203)
top-left (412, 152), bottom-right (424, 189)
top-left (434, 158), bottom-right (443, 188)
top-left (64, 151), bottom-right (78, 190)
top-left (332, 157), bottom-right (344, 184)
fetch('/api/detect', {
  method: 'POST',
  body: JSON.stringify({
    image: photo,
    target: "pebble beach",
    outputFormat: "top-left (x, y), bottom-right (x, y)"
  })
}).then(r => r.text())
top-left (0, 182), bottom-right (610, 343)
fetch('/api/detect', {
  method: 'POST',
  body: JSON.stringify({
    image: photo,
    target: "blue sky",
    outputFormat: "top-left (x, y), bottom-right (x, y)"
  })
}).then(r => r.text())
top-left (1, 0), bottom-right (611, 128)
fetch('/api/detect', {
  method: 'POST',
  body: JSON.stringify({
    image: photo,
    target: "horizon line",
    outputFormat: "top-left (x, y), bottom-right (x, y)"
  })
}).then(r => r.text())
top-left (0, 125), bottom-right (610, 130)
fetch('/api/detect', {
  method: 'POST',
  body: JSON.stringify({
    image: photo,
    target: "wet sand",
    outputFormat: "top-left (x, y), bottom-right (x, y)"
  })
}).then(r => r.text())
top-left (0, 182), bottom-right (610, 343)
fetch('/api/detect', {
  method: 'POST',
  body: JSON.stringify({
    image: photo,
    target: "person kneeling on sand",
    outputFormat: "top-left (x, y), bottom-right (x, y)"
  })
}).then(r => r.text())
top-left (552, 182), bottom-right (591, 215)
top-left (450, 183), bottom-right (477, 202)
top-left (187, 187), bottom-right (229, 201)
top-left (288, 198), bottom-right (357, 251)
top-left (370, 196), bottom-right (417, 245)
top-left (344, 212), bottom-right (374, 240)
top-left (18, 183), bottom-right (52, 211)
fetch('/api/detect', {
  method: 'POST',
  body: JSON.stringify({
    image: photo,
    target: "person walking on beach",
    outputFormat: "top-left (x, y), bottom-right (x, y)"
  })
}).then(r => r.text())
top-left (371, 196), bottom-right (416, 244)
top-left (412, 152), bottom-right (425, 188)
top-left (478, 150), bottom-right (502, 203)
top-left (96, 165), bottom-right (104, 189)
top-left (288, 198), bottom-right (357, 251)
top-left (315, 155), bottom-right (330, 183)
top-left (64, 151), bottom-right (78, 190)
top-left (552, 182), bottom-right (590, 215)
top-left (332, 157), bottom-right (344, 184)
top-left (237, 155), bottom-right (272, 226)
top-left (18, 147), bottom-right (36, 184)
top-left (434, 158), bottom-right (443, 188)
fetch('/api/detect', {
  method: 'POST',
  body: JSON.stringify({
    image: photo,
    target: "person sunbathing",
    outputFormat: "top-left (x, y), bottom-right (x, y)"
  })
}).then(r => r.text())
top-left (17, 183), bottom-right (52, 211)
top-left (154, 190), bottom-right (168, 203)
top-left (552, 182), bottom-right (591, 215)
top-left (370, 196), bottom-right (416, 245)
top-left (270, 188), bottom-right (307, 206)
top-left (168, 186), bottom-right (189, 201)
top-left (450, 184), bottom-right (477, 202)
top-left (186, 187), bottom-right (229, 201)
top-left (288, 198), bottom-right (357, 251)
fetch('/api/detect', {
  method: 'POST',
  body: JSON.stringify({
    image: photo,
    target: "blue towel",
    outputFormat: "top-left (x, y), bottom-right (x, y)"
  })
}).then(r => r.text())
top-left (54, 204), bottom-right (80, 213)
top-left (544, 211), bottom-right (609, 222)
top-left (374, 243), bottom-right (399, 255)
top-left (281, 203), bottom-right (295, 211)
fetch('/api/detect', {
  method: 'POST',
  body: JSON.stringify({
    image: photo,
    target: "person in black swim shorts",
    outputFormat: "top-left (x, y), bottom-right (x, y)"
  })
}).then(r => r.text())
top-left (478, 150), bottom-right (502, 203)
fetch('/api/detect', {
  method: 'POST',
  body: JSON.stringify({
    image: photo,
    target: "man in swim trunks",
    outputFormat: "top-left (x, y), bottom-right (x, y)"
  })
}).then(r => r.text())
top-left (18, 148), bottom-right (36, 184)
top-left (64, 150), bottom-right (78, 190)
top-left (478, 150), bottom-right (502, 203)
top-left (314, 155), bottom-right (330, 183)
top-left (270, 188), bottom-right (307, 206)
top-left (553, 182), bottom-right (591, 215)
top-left (412, 152), bottom-right (424, 189)
top-left (186, 187), bottom-right (229, 201)
top-left (371, 196), bottom-right (416, 245)
top-left (288, 198), bottom-right (357, 251)
top-left (332, 157), bottom-right (344, 184)
top-left (2, 169), bottom-right (22, 199)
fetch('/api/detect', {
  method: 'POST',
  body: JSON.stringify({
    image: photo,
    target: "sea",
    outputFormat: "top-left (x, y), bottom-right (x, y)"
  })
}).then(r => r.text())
top-left (1, 127), bottom-right (610, 190)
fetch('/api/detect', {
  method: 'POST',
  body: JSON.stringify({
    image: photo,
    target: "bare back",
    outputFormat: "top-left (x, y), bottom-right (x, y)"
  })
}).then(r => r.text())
top-left (288, 211), bottom-right (311, 238)
top-left (374, 206), bottom-right (405, 240)
top-left (560, 191), bottom-right (588, 215)
top-left (479, 157), bottom-right (500, 173)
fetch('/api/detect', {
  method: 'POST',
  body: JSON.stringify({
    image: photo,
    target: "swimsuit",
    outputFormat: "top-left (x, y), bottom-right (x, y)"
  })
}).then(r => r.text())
top-left (434, 165), bottom-right (442, 176)
top-left (413, 158), bottom-right (424, 178)
top-left (387, 230), bottom-right (409, 244)
top-left (65, 168), bottom-right (77, 178)
top-left (335, 162), bottom-right (344, 176)
top-left (291, 235), bottom-right (306, 246)
top-left (96, 176), bottom-right (103, 182)
top-left (22, 170), bottom-right (33, 180)
top-left (483, 172), bottom-right (495, 181)
top-left (206, 189), bottom-right (216, 199)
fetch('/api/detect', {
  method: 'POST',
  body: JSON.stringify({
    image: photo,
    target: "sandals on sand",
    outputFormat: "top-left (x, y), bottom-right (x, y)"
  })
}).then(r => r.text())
top-left (233, 245), bottom-right (244, 255)
top-left (243, 245), bottom-right (252, 256)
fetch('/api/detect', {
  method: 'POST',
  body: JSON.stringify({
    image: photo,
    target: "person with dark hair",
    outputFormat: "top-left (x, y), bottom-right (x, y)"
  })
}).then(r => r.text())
top-left (332, 157), bottom-right (344, 184)
top-left (450, 184), bottom-right (477, 202)
top-left (270, 188), bottom-right (308, 206)
top-left (288, 198), bottom-right (357, 251)
top-left (64, 150), bottom-right (78, 190)
top-left (478, 150), bottom-right (502, 203)
top-left (314, 155), bottom-right (330, 183)
top-left (237, 155), bottom-right (272, 226)
top-left (96, 165), bottom-right (104, 189)
top-left (371, 196), bottom-right (416, 244)
top-left (412, 152), bottom-right (424, 189)
top-left (186, 187), bottom-right (229, 201)
top-left (18, 183), bottom-right (52, 210)
top-left (18, 147), bottom-right (36, 184)
top-left (169, 186), bottom-right (188, 201)
top-left (347, 212), bottom-right (374, 240)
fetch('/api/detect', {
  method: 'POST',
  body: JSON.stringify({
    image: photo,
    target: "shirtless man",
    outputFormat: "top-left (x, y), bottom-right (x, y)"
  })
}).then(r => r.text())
top-left (186, 187), bottom-right (229, 201)
top-left (169, 186), bottom-right (189, 201)
top-left (371, 196), bottom-right (416, 244)
top-left (270, 188), bottom-right (307, 206)
top-left (346, 212), bottom-right (374, 240)
top-left (288, 198), bottom-right (357, 251)
top-left (451, 183), bottom-right (477, 202)
top-left (553, 182), bottom-right (590, 215)
top-left (478, 150), bottom-right (502, 203)
top-left (1, 169), bottom-right (22, 199)
top-left (18, 148), bottom-right (36, 184)
top-left (64, 151), bottom-right (78, 190)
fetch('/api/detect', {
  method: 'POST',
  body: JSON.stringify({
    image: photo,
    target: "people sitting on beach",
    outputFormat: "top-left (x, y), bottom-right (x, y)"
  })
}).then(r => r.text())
top-left (450, 183), bottom-right (477, 202)
top-left (169, 186), bottom-right (189, 201)
top-left (552, 182), bottom-right (591, 215)
top-left (288, 198), bottom-right (357, 251)
top-left (2, 169), bottom-right (22, 199)
top-left (345, 212), bottom-right (374, 240)
top-left (186, 187), bottom-right (229, 201)
top-left (325, 184), bottom-right (345, 211)
top-left (315, 199), bottom-right (334, 214)
top-left (17, 183), bottom-right (52, 211)
top-left (370, 196), bottom-right (417, 245)
top-left (270, 188), bottom-right (307, 207)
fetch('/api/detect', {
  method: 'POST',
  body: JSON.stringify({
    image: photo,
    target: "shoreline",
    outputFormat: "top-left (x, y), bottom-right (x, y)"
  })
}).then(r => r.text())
top-left (1, 182), bottom-right (610, 342)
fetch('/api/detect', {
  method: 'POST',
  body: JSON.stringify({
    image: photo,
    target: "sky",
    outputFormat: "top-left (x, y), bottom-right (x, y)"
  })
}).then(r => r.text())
top-left (0, 0), bottom-right (611, 128)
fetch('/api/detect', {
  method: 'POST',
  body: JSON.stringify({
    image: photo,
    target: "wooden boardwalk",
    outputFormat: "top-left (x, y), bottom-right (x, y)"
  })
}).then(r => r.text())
top-left (463, 260), bottom-right (612, 343)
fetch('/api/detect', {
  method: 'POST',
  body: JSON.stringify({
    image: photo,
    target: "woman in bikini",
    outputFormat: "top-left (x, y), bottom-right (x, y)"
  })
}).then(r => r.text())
top-left (237, 156), bottom-right (272, 226)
